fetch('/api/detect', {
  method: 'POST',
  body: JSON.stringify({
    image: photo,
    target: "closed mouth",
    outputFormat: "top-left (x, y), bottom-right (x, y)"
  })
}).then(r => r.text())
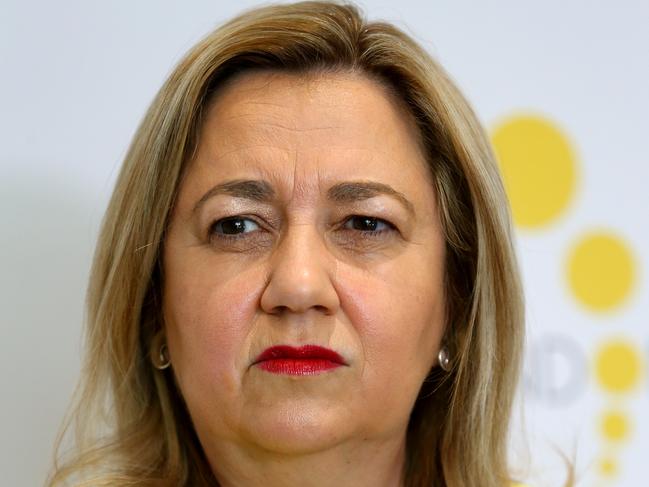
top-left (253, 345), bottom-right (346, 375)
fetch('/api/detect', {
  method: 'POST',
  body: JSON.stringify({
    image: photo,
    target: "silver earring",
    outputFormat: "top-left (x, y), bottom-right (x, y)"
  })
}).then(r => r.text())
top-left (437, 346), bottom-right (451, 372)
top-left (153, 343), bottom-right (171, 370)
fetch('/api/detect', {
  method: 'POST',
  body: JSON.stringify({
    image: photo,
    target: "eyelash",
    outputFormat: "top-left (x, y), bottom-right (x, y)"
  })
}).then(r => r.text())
top-left (208, 215), bottom-right (396, 241)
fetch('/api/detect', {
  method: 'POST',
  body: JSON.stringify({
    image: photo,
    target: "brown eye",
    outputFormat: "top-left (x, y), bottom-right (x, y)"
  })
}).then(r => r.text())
top-left (343, 216), bottom-right (393, 234)
top-left (210, 217), bottom-right (260, 237)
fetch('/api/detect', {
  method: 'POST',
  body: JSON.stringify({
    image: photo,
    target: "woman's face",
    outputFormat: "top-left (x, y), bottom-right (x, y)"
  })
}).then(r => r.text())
top-left (163, 71), bottom-right (446, 460)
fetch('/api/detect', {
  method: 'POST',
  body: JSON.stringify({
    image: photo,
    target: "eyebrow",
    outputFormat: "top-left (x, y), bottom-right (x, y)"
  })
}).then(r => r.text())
top-left (192, 179), bottom-right (415, 216)
top-left (192, 179), bottom-right (275, 214)
top-left (327, 181), bottom-right (415, 216)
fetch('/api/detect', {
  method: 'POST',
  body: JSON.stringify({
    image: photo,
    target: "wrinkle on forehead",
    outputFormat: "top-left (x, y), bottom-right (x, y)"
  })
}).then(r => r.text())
top-left (220, 113), bottom-right (341, 134)
top-left (189, 70), bottom-right (434, 208)
top-left (285, 146), bottom-right (320, 209)
top-left (204, 69), bottom-right (420, 139)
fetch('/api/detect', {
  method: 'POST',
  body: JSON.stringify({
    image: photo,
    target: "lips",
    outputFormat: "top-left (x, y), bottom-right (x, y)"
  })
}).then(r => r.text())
top-left (254, 345), bottom-right (346, 375)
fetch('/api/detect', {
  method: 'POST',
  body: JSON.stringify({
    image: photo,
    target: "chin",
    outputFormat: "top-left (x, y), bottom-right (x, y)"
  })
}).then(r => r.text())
top-left (239, 400), bottom-right (352, 454)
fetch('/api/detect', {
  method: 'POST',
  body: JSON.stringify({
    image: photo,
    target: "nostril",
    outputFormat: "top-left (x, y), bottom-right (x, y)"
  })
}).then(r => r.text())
top-left (267, 304), bottom-right (289, 316)
top-left (264, 304), bottom-right (333, 317)
top-left (313, 304), bottom-right (331, 314)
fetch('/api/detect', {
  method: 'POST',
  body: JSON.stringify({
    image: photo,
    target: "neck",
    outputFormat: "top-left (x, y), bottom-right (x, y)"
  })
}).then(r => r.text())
top-left (205, 432), bottom-right (407, 487)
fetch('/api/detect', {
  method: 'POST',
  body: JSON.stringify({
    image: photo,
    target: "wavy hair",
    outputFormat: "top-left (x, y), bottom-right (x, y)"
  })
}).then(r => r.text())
top-left (48, 2), bottom-right (533, 486)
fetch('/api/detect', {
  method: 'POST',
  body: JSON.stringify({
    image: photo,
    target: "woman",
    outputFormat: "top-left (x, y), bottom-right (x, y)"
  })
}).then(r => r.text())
top-left (49, 1), bottom-right (531, 486)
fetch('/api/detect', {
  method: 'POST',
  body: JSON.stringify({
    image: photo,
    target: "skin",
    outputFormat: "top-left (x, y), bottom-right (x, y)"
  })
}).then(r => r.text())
top-left (162, 70), bottom-right (447, 487)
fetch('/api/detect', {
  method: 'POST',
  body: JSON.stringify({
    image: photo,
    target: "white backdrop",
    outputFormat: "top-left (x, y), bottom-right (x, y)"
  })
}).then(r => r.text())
top-left (1, 1), bottom-right (647, 486)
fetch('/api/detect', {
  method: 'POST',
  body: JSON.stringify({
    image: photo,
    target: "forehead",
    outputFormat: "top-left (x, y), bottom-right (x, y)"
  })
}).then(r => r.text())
top-left (187, 70), bottom-right (433, 199)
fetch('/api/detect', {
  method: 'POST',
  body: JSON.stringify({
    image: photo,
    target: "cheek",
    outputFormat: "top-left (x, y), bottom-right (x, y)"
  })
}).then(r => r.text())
top-left (336, 249), bottom-right (445, 389)
top-left (163, 253), bottom-right (265, 398)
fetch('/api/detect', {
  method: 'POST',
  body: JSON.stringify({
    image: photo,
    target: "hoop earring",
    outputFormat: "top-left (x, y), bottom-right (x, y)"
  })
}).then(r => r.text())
top-left (151, 332), bottom-right (171, 370)
top-left (437, 346), bottom-right (451, 372)
top-left (157, 344), bottom-right (172, 370)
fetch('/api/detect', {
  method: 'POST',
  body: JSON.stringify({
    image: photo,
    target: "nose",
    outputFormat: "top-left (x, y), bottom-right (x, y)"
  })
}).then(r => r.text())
top-left (260, 224), bottom-right (340, 316)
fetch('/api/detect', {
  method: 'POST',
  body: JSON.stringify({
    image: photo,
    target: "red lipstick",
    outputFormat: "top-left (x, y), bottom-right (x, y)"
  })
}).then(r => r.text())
top-left (254, 345), bottom-right (346, 375)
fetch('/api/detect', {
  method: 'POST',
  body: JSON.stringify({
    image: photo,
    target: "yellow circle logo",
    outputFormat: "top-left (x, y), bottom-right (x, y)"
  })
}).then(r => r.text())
top-left (600, 410), bottom-right (631, 442)
top-left (567, 232), bottom-right (636, 311)
top-left (595, 341), bottom-right (643, 393)
top-left (491, 114), bottom-right (578, 228)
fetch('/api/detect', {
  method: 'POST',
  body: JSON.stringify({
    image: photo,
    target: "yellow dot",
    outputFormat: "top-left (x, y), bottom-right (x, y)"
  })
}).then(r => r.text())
top-left (600, 410), bottom-right (631, 442)
top-left (599, 457), bottom-right (618, 477)
top-left (491, 114), bottom-right (577, 228)
top-left (595, 341), bottom-right (643, 393)
top-left (566, 232), bottom-right (636, 311)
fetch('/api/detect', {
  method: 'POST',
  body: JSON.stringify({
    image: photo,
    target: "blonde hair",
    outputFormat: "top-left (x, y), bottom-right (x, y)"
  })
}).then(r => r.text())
top-left (48, 2), bottom-right (531, 486)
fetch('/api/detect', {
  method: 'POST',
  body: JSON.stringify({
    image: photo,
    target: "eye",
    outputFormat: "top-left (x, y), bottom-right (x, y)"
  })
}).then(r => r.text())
top-left (342, 215), bottom-right (394, 234)
top-left (210, 217), bottom-right (261, 238)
